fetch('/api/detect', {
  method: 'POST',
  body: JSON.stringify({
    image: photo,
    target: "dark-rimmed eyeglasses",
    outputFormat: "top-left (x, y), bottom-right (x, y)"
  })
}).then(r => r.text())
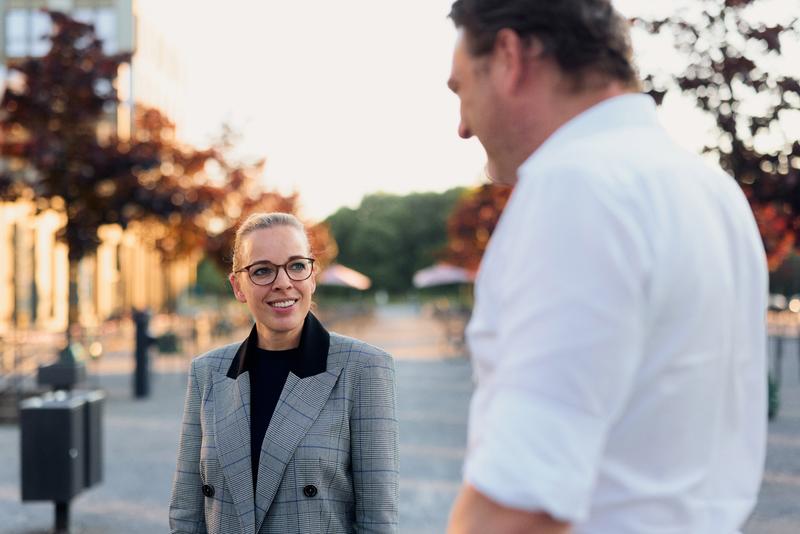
top-left (234, 257), bottom-right (315, 286)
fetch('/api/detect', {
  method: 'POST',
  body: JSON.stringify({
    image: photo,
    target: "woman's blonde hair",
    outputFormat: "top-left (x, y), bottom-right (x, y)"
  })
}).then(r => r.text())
top-left (230, 212), bottom-right (310, 273)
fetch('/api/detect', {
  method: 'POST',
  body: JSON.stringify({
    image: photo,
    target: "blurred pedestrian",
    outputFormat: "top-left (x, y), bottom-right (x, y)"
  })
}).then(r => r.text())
top-left (445, 1), bottom-right (768, 533)
top-left (169, 212), bottom-right (398, 533)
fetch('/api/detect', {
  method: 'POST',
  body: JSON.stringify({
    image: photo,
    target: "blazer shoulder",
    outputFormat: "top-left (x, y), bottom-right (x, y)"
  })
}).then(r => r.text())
top-left (328, 332), bottom-right (393, 369)
top-left (190, 341), bottom-right (240, 376)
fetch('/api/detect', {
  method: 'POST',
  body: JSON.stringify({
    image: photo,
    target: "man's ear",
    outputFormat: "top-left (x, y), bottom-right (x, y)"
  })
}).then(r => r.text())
top-left (230, 273), bottom-right (247, 303)
top-left (492, 29), bottom-right (544, 93)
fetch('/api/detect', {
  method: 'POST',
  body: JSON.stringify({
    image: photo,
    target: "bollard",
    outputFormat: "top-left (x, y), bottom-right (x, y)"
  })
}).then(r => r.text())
top-left (133, 309), bottom-right (156, 399)
top-left (774, 334), bottom-right (783, 386)
top-left (797, 332), bottom-right (800, 382)
top-left (768, 334), bottom-right (784, 420)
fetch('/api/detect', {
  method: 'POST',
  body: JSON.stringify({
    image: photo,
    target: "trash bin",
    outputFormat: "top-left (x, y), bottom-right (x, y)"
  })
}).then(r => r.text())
top-left (37, 359), bottom-right (87, 391)
top-left (20, 393), bottom-right (86, 502)
top-left (82, 390), bottom-right (105, 487)
top-left (156, 331), bottom-right (181, 354)
top-left (19, 389), bottom-right (105, 532)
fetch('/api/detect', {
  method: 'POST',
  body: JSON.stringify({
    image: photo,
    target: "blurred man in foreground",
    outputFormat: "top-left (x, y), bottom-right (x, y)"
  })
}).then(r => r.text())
top-left (445, 1), bottom-right (768, 533)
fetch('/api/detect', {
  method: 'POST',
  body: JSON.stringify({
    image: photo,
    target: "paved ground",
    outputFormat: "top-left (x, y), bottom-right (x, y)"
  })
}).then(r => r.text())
top-left (0, 306), bottom-right (798, 533)
top-left (743, 337), bottom-right (800, 534)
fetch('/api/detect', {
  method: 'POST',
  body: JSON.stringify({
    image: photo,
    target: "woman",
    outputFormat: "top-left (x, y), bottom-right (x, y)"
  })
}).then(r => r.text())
top-left (169, 212), bottom-right (398, 534)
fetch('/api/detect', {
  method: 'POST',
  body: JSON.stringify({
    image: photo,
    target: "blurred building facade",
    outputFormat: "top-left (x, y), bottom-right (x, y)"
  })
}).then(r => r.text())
top-left (0, 0), bottom-right (198, 335)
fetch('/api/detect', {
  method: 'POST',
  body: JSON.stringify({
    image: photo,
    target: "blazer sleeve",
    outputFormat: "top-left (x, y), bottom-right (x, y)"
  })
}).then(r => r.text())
top-left (351, 352), bottom-right (400, 533)
top-left (169, 358), bottom-right (207, 534)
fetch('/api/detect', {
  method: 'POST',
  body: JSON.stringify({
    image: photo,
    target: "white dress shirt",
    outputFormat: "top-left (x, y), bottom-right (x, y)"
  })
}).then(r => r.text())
top-left (464, 94), bottom-right (768, 533)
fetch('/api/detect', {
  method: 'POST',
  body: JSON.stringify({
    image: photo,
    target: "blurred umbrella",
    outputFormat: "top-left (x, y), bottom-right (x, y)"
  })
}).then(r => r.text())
top-left (318, 264), bottom-right (372, 291)
top-left (413, 263), bottom-right (475, 288)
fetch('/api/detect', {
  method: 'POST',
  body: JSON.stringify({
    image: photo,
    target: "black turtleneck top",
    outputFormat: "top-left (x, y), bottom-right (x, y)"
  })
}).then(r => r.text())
top-left (228, 314), bottom-right (330, 494)
top-left (248, 345), bottom-right (301, 490)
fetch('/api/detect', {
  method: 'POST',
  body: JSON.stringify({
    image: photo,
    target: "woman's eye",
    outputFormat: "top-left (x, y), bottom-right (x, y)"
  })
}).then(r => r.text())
top-left (253, 266), bottom-right (276, 277)
top-left (289, 261), bottom-right (308, 272)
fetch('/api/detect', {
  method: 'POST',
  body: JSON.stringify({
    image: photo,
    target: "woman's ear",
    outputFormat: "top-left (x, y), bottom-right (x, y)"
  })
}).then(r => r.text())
top-left (229, 273), bottom-right (247, 303)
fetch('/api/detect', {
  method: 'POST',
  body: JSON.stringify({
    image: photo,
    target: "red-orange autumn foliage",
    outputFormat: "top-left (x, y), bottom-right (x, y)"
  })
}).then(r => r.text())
top-left (750, 202), bottom-right (796, 271)
top-left (443, 184), bottom-right (512, 271)
top-left (636, 0), bottom-right (800, 270)
top-left (133, 109), bottom-right (337, 271)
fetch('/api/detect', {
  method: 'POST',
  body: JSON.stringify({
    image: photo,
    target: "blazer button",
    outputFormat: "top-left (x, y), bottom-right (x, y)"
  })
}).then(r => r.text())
top-left (202, 484), bottom-right (215, 497)
top-left (303, 484), bottom-right (318, 498)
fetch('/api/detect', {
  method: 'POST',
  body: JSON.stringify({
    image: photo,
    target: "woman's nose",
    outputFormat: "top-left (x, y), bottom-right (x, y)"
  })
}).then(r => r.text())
top-left (272, 267), bottom-right (293, 288)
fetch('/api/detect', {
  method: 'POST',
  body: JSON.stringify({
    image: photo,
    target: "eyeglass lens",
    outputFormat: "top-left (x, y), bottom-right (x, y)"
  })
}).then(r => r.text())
top-left (248, 259), bottom-right (313, 285)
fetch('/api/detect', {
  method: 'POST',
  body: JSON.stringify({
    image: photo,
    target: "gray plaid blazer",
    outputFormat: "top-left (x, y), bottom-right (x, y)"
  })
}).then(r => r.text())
top-left (169, 315), bottom-right (399, 533)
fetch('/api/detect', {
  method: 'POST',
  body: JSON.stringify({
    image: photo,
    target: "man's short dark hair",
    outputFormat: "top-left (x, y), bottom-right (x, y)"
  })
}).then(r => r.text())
top-left (449, 0), bottom-right (640, 91)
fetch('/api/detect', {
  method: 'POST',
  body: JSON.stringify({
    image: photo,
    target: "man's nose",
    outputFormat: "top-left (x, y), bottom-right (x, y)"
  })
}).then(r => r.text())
top-left (458, 120), bottom-right (472, 139)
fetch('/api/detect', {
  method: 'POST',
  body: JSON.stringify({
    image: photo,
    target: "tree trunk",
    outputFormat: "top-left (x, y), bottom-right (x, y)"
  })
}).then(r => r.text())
top-left (66, 259), bottom-right (80, 345)
top-left (163, 262), bottom-right (176, 314)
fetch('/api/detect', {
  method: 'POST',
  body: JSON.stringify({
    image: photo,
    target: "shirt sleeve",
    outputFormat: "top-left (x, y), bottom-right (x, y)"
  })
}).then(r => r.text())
top-left (463, 164), bottom-right (651, 523)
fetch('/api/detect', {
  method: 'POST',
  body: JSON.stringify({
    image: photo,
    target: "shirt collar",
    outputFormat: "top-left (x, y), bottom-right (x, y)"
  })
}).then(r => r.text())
top-left (226, 312), bottom-right (330, 379)
top-left (518, 93), bottom-right (658, 178)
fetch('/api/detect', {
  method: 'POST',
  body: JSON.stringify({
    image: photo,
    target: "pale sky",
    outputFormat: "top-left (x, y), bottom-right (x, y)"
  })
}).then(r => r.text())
top-left (145, 0), bottom-right (796, 221)
top-left (161, 0), bottom-right (484, 221)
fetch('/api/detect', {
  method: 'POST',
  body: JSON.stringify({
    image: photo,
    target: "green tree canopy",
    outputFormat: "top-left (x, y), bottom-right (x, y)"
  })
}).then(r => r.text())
top-left (326, 188), bottom-right (466, 293)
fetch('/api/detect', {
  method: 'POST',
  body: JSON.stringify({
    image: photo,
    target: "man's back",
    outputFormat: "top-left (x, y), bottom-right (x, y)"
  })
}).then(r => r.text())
top-left (465, 95), bottom-right (767, 533)
top-left (574, 100), bottom-right (767, 532)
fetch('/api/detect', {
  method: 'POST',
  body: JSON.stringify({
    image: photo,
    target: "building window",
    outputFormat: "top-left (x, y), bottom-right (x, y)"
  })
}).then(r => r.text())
top-left (73, 7), bottom-right (117, 54)
top-left (3, 7), bottom-right (119, 59)
top-left (30, 10), bottom-right (52, 56)
top-left (5, 9), bottom-right (30, 57)
top-left (4, 8), bottom-right (53, 58)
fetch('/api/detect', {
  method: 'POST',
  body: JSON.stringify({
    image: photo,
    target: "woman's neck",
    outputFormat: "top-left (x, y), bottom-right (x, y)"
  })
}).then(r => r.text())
top-left (256, 325), bottom-right (301, 351)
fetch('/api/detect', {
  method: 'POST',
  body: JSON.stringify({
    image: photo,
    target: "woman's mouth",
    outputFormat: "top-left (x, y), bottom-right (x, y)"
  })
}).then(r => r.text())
top-left (269, 299), bottom-right (298, 309)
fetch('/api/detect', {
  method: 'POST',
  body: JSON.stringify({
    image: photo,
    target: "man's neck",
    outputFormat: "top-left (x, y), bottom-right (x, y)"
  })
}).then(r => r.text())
top-left (524, 82), bottom-right (635, 163)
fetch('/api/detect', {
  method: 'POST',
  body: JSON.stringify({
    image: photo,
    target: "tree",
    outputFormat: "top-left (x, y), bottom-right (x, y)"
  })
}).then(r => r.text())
top-left (635, 1), bottom-right (800, 270)
top-left (326, 188), bottom-right (465, 292)
top-left (0, 12), bottom-right (220, 342)
top-left (202, 186), bottom-right (338, 274)
top-left (123, 116), bottom-right (338, 283)
top-left (196, 129), bottom-right (337, 275)
top-left (0, 10), bottom-right (338, 337)
top-left (443, 184), bottom-right (512, 271)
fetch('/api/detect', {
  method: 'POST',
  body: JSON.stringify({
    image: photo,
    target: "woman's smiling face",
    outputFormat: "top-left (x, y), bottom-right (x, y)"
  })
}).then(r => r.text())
top-left (229, 225), bottom-right (316, 349)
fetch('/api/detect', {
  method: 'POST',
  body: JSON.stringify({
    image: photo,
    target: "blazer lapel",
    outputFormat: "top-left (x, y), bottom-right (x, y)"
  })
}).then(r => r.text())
top-left (253, 366), bottom-right (343, 532)
top-left (212, 369), bottom-right (256, 534)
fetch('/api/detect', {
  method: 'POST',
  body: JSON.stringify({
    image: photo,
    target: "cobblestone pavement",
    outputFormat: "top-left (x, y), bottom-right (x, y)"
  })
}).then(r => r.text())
top-left (0, 306), bottom-right (797, 533)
